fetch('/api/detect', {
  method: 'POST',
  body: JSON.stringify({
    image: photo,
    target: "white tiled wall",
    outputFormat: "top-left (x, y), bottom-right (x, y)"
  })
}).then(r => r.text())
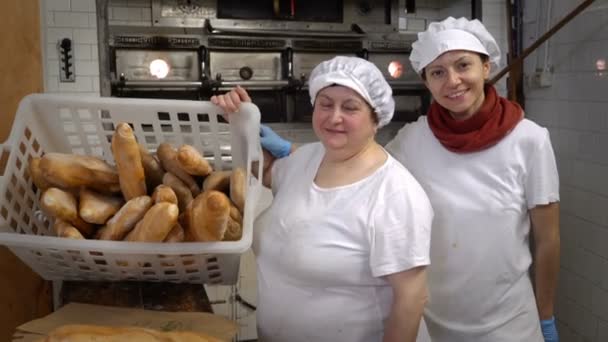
top-left (42, 0), bottom-right (153, 96)
top-left (524, 0), bottom-right (608, 340)
top-left (43, 0), bottom-right (99, 95)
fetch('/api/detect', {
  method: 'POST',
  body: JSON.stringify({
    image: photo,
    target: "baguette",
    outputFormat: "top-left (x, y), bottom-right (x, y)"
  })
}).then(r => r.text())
top-left (163, 172), bottom-right (193, 212)
top-left (53, 219), bottom-right (85, 239)
top-left (223, 216), bottom-right (242, 241)
top-left (28, 157), bottom-right (52, 191)
top-left (43, 324), bottom-right (223, 342)
top-left (139, 144), bottom-right (165, 191)
top-left (79, 188), bottom-right (124, 224)
top-left (202, 170), bottom-right (231, 193)
top-left (151, 184), bottom-right (178, 205)
top-left (230, 167), bottom-right (246, 213)
top-left (223, 204), bottom-right (243, 241)
top-left (125, 202), bottom-right (179, 242)
top-left (112, 122), bottom-right (147, 200)
top-left (157, 143), bottom-right (201, 195)
top-left (39, 153), bottom-right (119, 190)
top-left (177, 144), bottom-right (213, 176)
top-left (188, 190), bottom-right (231, 242)
top-left (40, 187), bottom-right (94, 237)
top-left (164, 223), bottom-right (185, 242)
top-left (98, 196), bottom-right (152, 240)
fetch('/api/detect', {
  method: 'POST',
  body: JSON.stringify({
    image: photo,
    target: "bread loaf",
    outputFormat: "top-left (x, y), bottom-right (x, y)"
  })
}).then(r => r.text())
top-left (29, 157), bottom-right (52, 191)
top-left (112, 122), bottom-right (147, 200)
top-left (188, 190), bottom-right (231, 241)
top-left (40, 187), bottom-right (94, 237)
top-left (177, 144), bottom-right (213, 176)
top-left (125, 202), bottom-right (179, 242)
top-left (164, 223), bottom-right (185, 242)
top-left (43, 324), bottom-right (223, 342)
top-left (202, 170), bottom-right (231, 193)
top-left (139, 144), bottom-right (165, 190)
top-left (229, 167), bottom-right (246, 213)
top-left (53, 219), bottom-right (85, 239)
top-left (79, 188), bottom-right (124, 224)
top-left (157, 143), bottom-right (201, 195)
top-left (163, 172), bottom-right (193, 212)
top-left (98, 196), bottom-right (152, 240)
top-left (39, 153), bottom-right (119, 191)
top-left (151, 184), bottom-right (178, 205)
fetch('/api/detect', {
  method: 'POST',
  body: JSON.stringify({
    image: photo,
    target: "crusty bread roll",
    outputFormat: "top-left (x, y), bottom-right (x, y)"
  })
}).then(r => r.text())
top-left (53, 219), bottom-right (85, 239)
top-left (42, 324), bottom-right (223, 342)
top-left (39, 153), bottom-right (119, 191)
top-left (188, 190), bottom-right (231, 241)
top-left (139, 144), bottom-right (165, 191)
top-left (223, 204), bottom-right (243, 241)
top-left (223, 216), bottom-right (242, 241)
top-left (112, 122), bottom-right (147, 200)
top-left (40, 187), bottom-right (94, 237)
top-left (162, 172), bottom-right (193, 212)
top-left (98, 196), bottom-right (152, 240)
top-left (125, 202), bottom-right (179, 242)
top-left (157, 143), bottom-right (201, 195)
top-left (79, 188), bottom-right (124, 224)
top-left (202, 170), bottom-right (231, 193)
top-left (177, 144), bottom-right (213, 176)
top-left (29, 157), bottom-right (52, 191)
top-left (151, 184), bottom-right (178, 205)
top-left (164, 223), bottom-right (185, 242)
top-left (229, 167), bottom-right (246, 213)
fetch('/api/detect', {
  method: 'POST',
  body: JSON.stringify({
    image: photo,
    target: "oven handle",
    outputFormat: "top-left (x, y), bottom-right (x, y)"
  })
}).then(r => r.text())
top-left (112, 80), bottom-right (294, 89)
top-left (111, 80), bottom-right (424, 90)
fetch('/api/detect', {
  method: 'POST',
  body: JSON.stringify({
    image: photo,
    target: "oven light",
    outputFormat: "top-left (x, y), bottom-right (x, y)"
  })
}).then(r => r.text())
top-left (150, 59), bottom-right (170, 79)
top-left (388, 61), bottom-right (403, 79)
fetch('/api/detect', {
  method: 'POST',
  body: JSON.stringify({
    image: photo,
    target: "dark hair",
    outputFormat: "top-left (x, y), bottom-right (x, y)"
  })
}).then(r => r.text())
top-left (420, 53), bottom-right (490, 81)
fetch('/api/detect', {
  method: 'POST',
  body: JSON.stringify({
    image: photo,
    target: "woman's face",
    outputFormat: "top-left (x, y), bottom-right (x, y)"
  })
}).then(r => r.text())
top-left (423, 50), bottom-right (490, 120)
top-left (312, 86), bottom-right (377, 152)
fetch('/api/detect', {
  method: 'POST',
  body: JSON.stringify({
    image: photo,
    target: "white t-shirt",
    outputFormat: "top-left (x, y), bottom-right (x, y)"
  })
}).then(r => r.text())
top-left (386, 117), bottom-right (559, 342)
top-left (253, 142), bottom-right (433, 342)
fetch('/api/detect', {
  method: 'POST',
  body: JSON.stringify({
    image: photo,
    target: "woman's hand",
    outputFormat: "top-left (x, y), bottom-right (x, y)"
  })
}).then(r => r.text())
top-left (210, 85), bottom-right (252, 122)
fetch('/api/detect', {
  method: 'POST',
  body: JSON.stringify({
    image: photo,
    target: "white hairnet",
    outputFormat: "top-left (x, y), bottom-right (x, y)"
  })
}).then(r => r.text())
top-left (409, 17), bottom-right (501, 74)
top-left (308, 56), bottom-right (395, 128)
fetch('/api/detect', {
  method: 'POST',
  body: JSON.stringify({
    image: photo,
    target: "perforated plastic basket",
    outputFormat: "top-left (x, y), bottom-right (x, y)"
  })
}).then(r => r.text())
top-left (0, 94), bottom-right (262, 285)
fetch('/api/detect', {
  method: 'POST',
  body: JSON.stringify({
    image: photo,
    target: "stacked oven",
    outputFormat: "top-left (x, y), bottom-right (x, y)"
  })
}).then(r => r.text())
top-left (102, 0), bottom-right (428, 125)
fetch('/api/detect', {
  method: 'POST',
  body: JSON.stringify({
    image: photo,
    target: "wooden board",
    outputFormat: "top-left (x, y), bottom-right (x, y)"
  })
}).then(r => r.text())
top-left (0, 1), bottom-right (51, 341)
top-left (0, 0), bottom-right (44, 142)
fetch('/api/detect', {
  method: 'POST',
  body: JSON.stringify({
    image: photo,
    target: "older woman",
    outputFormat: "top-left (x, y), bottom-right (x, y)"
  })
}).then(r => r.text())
top-left (255, 18), bottom-right (561, 342)
top-left (212, 56), bottom-right (433, 342)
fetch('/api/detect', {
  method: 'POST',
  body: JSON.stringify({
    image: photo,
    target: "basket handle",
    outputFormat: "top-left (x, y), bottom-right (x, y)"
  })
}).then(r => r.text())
top-left (228, 102), bottom-right (262, 167)
top-left (0, 143), bottom-right (10, 182)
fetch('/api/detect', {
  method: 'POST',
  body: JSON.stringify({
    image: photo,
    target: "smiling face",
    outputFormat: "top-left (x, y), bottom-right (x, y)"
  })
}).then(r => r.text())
top-left (312, 85), bottom-right (377, 154)
top-left (423, 50), bottom-right (491, 120)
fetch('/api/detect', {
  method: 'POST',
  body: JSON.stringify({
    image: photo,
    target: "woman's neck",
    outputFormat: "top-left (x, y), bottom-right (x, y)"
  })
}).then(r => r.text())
top-left (315, 140), bottom-right (387, 188)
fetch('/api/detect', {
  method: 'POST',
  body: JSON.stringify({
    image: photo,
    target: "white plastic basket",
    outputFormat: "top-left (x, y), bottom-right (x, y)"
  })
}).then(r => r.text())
top-left (0, 93), bottom-right (262, 285)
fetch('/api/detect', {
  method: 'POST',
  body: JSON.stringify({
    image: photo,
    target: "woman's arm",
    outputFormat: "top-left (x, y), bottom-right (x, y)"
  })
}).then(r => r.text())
top-left (530, 202), bottom-right (560, 319)
top-left (383, 266), bottom-right (428, 342)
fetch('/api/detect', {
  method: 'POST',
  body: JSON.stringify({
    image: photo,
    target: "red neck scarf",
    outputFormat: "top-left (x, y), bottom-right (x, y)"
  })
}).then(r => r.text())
top-left (427, 84), bottom-right (523, 153)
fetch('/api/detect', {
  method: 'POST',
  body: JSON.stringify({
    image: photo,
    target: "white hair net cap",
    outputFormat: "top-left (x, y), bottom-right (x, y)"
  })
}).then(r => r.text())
top-left (409, 17), bottom-right (501, 74)
top-left (308, 56), bottom-right (395, 128)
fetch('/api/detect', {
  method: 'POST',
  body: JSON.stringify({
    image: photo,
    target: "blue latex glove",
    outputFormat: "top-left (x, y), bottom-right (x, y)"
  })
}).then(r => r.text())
top-left (260, 125), bottom-right (291, 158)
top-left (540, 316), bottom-right (559, 342)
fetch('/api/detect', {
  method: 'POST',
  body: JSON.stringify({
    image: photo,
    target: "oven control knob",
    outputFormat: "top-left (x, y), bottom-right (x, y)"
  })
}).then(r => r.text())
top-left (239, 66), bottom-right (253, 80)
